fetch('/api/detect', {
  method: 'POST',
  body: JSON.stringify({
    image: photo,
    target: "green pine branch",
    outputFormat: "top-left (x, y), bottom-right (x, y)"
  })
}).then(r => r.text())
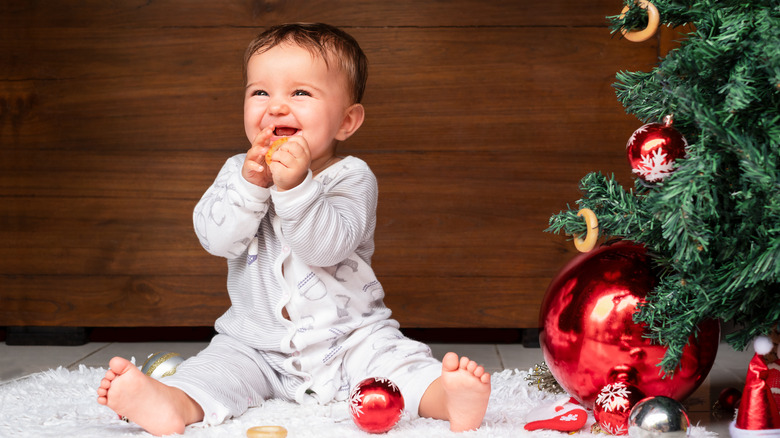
top-left (608, 0), bottom-right (695, 33)
top-left (547, 172), bottom-right (658, 245)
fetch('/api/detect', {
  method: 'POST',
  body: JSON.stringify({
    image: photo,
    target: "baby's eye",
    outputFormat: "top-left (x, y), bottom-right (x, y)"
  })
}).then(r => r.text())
top-left (253, 89), bottom-right (268, 97)
top-left (293, 89), bottom-right (311, 97)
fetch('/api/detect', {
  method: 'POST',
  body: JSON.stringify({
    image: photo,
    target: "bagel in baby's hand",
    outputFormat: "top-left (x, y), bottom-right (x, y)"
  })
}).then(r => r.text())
top-left (265, 137), bottom-right (289, 165)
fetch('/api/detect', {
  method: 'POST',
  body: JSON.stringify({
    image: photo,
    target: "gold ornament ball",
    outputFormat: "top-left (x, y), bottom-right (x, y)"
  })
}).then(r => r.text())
top-left (141, 351), bottom-right (183, 379)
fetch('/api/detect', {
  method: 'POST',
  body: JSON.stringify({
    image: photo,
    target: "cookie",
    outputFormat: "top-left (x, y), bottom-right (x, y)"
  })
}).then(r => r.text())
top-left (265, 137), bottom-right (289, 165)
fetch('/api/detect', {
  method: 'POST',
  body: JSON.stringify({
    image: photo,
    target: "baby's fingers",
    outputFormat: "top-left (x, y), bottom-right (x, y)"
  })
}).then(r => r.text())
top-left (244, 159), bottom-right (264, 175)
top-left (248, 126), bottom-right (275, 159)
top-left (253, 125), bottom-right (275, 147)
top-left (280, 137), bottom-right (310, 163)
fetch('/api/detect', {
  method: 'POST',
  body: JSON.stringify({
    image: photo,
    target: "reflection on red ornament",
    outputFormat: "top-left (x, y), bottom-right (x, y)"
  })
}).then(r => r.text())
top-left (626, 115), bottom-right (688, 182)
top-left (539, 241), bottom-right (720, 408)
top-left (349, 377), bottom-right (404, 433)
top-left (594, 381), bottom-right (645, 435)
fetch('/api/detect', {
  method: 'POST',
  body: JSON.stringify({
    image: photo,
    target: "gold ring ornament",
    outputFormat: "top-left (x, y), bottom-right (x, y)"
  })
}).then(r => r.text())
top-left (619, 0), bottom-right (660, 42)
top-left (247, 425), bottom-right (288, 438)
top-left (573, 208), bottom-right (599, 253)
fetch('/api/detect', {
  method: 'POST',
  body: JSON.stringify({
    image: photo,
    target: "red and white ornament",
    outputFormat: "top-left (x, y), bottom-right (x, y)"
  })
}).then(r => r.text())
top-left (594, 381), bottom-right (646, 435)
top-left (349, 377), bottom-right (404, 434)
top-left (626, 115), bottom-right (688, 182)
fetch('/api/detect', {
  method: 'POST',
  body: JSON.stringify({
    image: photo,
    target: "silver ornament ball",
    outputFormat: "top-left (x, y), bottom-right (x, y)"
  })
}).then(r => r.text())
top-left (628, 396), bottom-right (690, 438)
top-left (141, 351), bottom-right (183, 379)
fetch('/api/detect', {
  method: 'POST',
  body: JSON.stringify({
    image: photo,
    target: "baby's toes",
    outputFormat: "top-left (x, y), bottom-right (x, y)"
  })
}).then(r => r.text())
top-left (442, 352), bottom-right (460, 371)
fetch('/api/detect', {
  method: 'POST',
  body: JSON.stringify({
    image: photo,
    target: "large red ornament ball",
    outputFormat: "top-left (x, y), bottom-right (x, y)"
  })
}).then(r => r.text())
top-left (626, 117), bottom-right (687, 182)
top-left (539, 241), bottom-right (720, 408)
top-left (593, 381), bottom-right (646, 435)
top-left (349, 377), bottom-right (405, 433)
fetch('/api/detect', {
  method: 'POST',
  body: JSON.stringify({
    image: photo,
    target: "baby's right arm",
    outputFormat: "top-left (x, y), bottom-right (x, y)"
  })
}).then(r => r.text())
top-left (193, 154), bottom-right (271, 259)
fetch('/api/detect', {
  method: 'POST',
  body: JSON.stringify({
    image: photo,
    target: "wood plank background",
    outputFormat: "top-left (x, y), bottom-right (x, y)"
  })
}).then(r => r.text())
top-left (0, 1), bottom-right (661, 329)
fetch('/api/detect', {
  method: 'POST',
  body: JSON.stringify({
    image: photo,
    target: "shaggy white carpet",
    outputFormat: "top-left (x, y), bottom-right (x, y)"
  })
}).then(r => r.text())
top-left (0, 365), bottom-right (715, 438)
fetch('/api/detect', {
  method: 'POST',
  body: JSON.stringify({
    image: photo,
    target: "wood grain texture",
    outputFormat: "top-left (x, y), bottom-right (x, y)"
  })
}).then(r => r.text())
top-left (0, 1), bottom-right (660, 328)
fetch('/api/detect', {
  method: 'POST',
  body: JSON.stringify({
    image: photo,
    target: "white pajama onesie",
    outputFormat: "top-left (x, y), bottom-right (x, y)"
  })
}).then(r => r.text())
top-left (163, 154), bottom-right (441, 426)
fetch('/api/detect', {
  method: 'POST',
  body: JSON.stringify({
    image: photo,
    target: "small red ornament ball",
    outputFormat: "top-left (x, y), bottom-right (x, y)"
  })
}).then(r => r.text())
top-left (594, 382), bottom-right (646, 435)
top-left (718, 387), bottom-right (742, 411)
top-left (626, 116), bottom-right (688, 182)
top-left (349, 377), bottom-right (405, 433)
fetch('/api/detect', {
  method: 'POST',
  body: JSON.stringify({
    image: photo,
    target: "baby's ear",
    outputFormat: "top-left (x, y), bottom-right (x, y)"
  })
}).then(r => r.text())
top-left (335, 103), bottom-right (365, 141)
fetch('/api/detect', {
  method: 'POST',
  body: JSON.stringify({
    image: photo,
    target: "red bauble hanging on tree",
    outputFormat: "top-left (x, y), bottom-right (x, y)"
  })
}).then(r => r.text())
top-left (349, 377), bottom-right (405, 433)
top-left (626, 115), bottom-right (688, 182)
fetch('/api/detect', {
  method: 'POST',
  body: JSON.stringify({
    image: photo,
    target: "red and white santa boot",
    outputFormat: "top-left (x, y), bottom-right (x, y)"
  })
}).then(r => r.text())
top-left (524, 396), bottom-right (588, 432)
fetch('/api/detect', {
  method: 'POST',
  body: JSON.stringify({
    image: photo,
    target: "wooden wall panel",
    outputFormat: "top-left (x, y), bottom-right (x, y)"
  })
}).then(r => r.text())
top-left (1, 1), bottom-right (660, 328)
top-left (0, 1), bottom-right (625, 28)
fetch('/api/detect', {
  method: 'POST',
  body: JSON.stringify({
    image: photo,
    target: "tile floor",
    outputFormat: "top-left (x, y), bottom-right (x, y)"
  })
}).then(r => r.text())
top-left (0, 340), bottom-right (752, 435)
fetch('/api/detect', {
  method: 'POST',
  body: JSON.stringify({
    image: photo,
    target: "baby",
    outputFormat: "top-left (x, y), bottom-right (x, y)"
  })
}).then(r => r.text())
top-left (97, 22), bottom-right (491, 436)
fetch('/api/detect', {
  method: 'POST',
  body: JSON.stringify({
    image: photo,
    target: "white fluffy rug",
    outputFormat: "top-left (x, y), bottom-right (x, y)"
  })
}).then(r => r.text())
top-left (0, 365), bottom-right (716, 438)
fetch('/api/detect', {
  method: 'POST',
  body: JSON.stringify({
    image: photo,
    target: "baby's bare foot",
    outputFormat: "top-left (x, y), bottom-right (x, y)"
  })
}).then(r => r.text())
top-left (441, 352), bottom-right (491, 432)
top-left (97, 356), bottom-right (200, 436)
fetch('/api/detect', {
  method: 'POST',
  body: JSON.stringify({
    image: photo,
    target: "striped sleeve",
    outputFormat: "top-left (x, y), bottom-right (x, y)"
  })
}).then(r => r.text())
top-left (271, 159), bottom-right (378, 267)
top-left (193, 154), bottom-right (272, 259)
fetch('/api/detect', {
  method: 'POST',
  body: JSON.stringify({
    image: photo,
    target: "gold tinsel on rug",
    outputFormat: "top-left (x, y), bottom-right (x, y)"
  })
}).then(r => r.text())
top-left (524, 362), bottom-right (565, 395)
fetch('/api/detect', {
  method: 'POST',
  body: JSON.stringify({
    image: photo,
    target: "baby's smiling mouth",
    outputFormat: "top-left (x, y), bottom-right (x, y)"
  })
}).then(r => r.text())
top-left (274, 127), bottom-right (298, 136)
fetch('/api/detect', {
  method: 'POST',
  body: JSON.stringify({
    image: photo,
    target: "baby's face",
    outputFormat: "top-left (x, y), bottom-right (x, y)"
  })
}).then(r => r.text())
top-left (244, 43), bottom-right (354, 161)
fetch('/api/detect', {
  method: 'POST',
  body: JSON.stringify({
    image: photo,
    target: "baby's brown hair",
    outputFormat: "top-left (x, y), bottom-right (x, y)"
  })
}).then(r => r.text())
top-left (244, 23), bottom-right (368, 104)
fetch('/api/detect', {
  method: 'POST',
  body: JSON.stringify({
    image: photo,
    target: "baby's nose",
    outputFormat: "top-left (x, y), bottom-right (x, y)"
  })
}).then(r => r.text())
top-left (268, 101), bottom-right (290, 115)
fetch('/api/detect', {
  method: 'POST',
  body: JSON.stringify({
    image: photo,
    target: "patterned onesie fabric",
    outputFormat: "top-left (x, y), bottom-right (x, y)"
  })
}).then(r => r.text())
top-left (165, 155), bottom-right (441, 426)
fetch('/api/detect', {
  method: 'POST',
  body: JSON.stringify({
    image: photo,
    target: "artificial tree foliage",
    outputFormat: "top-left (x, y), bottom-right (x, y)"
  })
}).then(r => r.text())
top-left (548, 0), bottom-right (780, 372)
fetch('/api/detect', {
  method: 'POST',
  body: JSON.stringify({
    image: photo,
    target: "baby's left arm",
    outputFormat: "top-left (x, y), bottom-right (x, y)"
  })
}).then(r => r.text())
top-left (272, 163), bottom-right (377, 266)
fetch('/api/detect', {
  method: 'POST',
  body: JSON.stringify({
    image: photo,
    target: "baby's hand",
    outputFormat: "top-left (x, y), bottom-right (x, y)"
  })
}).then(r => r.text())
top-left (267, 135), bottom-right (311, 191)
top-left (242, 126), bottom-right (275, 188)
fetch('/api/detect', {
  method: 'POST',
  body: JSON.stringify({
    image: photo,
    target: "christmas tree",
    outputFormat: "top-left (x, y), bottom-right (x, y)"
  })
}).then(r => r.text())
top-left (548, 0), bottom-right (780, 373)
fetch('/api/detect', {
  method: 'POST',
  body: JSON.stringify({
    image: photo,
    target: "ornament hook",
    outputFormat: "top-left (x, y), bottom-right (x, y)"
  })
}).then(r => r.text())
top-left (619, 0), bottom-right (660, 42)
top-left (573, 208), bottom-right (599, 252)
